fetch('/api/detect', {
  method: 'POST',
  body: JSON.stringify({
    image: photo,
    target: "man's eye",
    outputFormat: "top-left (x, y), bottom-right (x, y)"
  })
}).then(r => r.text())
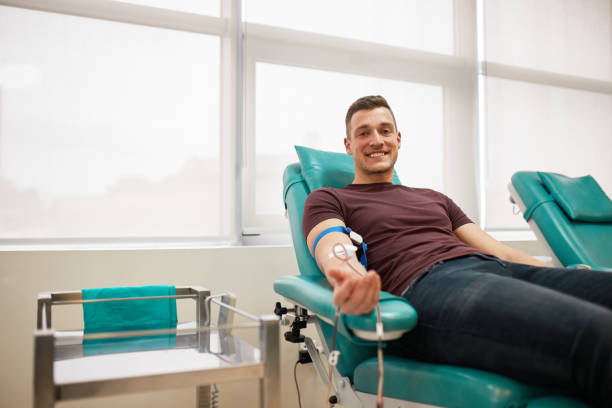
top-left (382, 129), bottom-right (390, 134)
top-left (359, 131), bottom-right (368, 137)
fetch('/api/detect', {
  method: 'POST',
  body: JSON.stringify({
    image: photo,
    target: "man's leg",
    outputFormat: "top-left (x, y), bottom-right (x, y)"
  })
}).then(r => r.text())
top-left (389, 255), bottom-right (612, 407)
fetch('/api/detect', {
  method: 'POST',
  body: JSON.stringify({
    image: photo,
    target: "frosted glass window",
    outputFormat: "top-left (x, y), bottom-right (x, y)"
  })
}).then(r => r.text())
top-left (0, 7), bottom-right (221, 239)
top-left (252, 62), bottom-right (444, 218)
top-left (484, 0), bottom-right (612, 81)
top-left (245, 0), bottom-right (454, 55)
top-left (117, 0), bottom-right (220, 16)
top-left (485, 77), bottom-right (612, 229)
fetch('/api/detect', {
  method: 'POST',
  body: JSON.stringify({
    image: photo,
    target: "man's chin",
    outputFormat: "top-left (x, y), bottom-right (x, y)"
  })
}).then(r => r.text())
top-left (363, 165), bottom-right (394, 175)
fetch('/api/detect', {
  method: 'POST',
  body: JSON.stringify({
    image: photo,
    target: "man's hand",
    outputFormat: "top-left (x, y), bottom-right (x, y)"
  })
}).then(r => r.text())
top-left (328, 268), bottom-right (381, 315)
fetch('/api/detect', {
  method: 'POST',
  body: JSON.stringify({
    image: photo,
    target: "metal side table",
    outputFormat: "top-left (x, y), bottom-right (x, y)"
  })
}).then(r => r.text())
top-left (33, 286), bottom-right (280, 408)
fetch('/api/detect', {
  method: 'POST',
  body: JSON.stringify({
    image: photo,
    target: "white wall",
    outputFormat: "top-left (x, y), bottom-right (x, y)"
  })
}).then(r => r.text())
top-left (0, 241), bottom-right (545, 408)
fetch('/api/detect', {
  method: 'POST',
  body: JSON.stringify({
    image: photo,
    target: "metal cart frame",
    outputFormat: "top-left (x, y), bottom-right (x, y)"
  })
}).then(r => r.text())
top-left (33, 286), bottom-right (280, 408)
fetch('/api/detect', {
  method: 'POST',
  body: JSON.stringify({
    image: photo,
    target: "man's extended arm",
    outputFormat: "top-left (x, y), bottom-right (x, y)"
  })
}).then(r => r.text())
top-left (306, 218), bottom-right (381, 315)
top-left (454, 223), bottom-right (549, 267)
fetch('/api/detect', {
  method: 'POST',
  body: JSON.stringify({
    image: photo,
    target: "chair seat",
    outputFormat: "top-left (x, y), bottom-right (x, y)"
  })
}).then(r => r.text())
top-left (354, 356), bottom-right (564, 408)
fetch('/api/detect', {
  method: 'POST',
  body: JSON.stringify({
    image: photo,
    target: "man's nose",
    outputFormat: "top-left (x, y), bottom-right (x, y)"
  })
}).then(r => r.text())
top-left (370, 130), bottom-right (384, 145)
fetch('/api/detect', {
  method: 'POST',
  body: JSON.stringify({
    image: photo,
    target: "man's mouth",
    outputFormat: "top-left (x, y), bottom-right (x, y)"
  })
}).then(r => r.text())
top-left (368, 152), bottom-right (387, 158)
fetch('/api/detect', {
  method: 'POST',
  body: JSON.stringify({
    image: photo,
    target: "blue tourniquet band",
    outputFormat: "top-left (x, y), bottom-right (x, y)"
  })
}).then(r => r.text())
top-left (312, 226), bottom-right (368, 268)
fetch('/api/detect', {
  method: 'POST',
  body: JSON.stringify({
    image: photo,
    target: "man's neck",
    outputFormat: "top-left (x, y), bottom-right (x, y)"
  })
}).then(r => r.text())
top-left (352, 170), bottom-right (394, 184)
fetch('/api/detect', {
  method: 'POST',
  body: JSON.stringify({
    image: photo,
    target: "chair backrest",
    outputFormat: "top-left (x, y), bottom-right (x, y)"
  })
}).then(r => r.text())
top-left (283, 162), bottom-right (321, 277)
top-left (283, 146), bottom-right (401, 277)
top-left (283, 146), bottom-right (403, 378)
top-left (511, 171), bottom-right (612, 268)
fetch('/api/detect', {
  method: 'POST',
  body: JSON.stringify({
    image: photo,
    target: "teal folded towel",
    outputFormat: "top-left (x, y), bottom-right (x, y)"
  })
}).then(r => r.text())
top-left (82, 285), bottom-right (178, 354)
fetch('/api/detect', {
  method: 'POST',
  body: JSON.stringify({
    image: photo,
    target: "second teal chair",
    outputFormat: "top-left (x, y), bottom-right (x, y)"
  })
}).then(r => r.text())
top-left (510, 171), bottom-right (612, 271)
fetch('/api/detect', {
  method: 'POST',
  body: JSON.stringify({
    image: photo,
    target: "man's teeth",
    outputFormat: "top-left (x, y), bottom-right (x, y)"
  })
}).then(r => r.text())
top-left (369, 152), bottom-right (385, 157)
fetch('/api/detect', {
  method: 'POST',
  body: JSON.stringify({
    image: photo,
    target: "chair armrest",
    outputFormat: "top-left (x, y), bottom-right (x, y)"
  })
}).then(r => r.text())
top-left (274, 275), bottom-right (417, 342)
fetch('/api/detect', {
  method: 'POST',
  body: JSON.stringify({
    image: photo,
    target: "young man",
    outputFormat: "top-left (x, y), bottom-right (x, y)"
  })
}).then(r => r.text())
top-left (302, 95), bottom-right (612, 407)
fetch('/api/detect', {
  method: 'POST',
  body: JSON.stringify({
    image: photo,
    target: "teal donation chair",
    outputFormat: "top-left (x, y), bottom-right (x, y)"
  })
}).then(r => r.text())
top-left (274, 146), bottom-right (588, 408)
top-left (509, 171), bottom-right (612, 271)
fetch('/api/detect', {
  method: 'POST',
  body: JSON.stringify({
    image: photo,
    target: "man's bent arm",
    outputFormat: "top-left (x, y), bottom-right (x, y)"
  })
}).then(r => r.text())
top-left (306, 218), bottom-right (381, 315)
top-left (454, 223), bottom-right (549, 267)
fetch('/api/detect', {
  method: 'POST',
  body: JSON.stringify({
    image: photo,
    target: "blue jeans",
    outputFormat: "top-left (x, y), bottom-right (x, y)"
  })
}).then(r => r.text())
top-left (387, 254), bottom-right (612, 407)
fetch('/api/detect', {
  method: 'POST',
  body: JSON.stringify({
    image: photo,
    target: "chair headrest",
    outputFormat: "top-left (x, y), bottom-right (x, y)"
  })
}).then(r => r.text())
top-left (538, 172), bottom-right (612, 222)
top-left (295, 145), bottom-right (401, 191)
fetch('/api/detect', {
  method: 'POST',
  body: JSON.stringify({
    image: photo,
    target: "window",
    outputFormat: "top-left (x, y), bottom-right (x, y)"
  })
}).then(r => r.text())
top-left (0, 3), bottom-right (227, 242)
top-left (2, 0), bottom-right (610, 247)
top-left (245, 0), bottom-right (454, 54)
top-left (484, 78), bottom-right (612, 229)
top-left (484, 0), bottom-right (612, 81)
top-left (246, 62), bottom-right (444, 230)
top-left (243, 0), bottom-right (478, 237)
top-left (480, 0), bottom-right (612, 231)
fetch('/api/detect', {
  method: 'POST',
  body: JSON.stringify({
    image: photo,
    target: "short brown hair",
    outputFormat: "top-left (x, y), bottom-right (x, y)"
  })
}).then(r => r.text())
top-left (345, 95), bottom-right (397, 138)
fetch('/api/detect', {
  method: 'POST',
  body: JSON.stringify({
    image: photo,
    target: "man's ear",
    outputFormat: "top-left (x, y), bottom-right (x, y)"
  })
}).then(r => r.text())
top-left (344, 137), bottom-right (353, 155)
top-left (397, 131), bottom-right (401, 149)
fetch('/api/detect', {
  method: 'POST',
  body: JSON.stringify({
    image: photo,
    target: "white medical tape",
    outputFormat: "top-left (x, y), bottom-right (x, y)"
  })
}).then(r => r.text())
top-left (349, 230), bottom-right (363, 244)
top-left (329, 350), bottom-right (340, 366)
top-left (328, 244), bottom-right (358, 258)
top-left (376, 322), bottom-right (384, 339)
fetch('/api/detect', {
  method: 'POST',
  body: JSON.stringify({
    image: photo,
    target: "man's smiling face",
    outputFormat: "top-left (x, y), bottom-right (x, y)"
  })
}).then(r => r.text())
top-left (344, 106), bottom-right (401, 183)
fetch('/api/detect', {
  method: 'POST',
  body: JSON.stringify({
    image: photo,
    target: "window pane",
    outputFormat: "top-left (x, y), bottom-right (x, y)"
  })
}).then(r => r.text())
top-left (484, 0), bottom-right (612, 81)
top-left (245, 0), bottom-right (454, 55)
top-left (251, 62), bottom-right (444, 222)
top-left (484, 77), bottom-right (612, 229)
top-left (0, 6), bottom-right (221, 239)
top-left (116, 0), bottom-right (220, 16)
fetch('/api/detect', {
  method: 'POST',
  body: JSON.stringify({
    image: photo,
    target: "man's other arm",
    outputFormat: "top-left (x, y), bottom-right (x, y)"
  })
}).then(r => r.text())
top-left (306, 218), bottom-right (381, 315)
top-left (454, 223), bottom-right (549, 267)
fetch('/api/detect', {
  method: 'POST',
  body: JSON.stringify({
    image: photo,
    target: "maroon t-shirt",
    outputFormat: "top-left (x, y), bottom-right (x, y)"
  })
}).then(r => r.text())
top-left (302, 183), bottom-right (484, 296)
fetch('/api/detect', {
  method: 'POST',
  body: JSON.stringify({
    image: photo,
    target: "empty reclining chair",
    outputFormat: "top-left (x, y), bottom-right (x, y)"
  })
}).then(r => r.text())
top-left (274, 146), bottom-right (588, 407)
top-left (509, 171), bottom-right (612, 271)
